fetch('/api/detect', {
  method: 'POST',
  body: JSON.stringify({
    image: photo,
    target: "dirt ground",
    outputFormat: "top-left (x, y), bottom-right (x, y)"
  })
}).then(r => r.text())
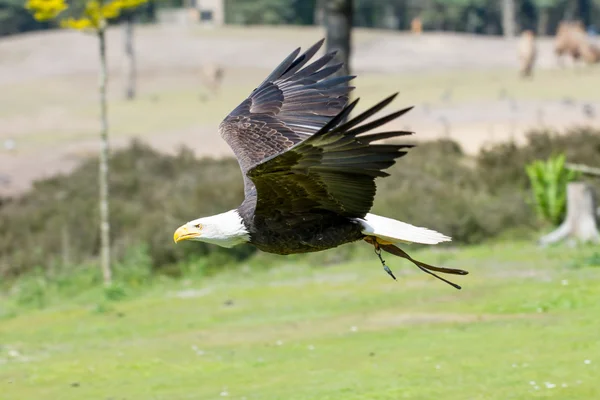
top-left (1, 25), bottom-right (599, 196)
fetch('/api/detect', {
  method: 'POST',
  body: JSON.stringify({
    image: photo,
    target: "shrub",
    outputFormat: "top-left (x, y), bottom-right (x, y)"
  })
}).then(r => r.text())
top-left (477, 126), bottom-right (600, 193)
top-left (0, 140), bottom-right (252, 278)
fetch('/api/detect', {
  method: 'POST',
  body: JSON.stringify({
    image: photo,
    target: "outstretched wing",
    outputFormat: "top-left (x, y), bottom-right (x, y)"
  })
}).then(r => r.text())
top-left (218, 39), bottom-right (354, 194)
top-left (247, 94), bottom-right (415, 219)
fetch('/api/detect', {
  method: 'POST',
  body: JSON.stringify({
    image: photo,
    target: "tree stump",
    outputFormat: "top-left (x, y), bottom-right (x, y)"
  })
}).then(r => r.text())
top-left (539, 182), bottom-right (600, 246)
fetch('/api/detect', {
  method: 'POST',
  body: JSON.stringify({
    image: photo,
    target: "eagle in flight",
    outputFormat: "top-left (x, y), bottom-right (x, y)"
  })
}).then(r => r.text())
top-left (173, 39), bottom-right (468, 289)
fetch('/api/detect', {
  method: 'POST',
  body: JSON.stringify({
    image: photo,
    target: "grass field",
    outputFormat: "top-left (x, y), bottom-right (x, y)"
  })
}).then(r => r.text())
top-left (2, 241), bottom-right (599, 399)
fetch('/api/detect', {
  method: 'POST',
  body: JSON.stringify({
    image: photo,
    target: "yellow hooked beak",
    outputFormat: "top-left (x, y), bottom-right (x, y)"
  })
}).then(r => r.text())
top-left (173, 224), bottom-right (202, 243)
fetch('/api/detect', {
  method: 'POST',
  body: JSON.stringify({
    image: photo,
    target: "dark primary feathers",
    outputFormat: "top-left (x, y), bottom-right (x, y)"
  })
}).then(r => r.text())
top-left (219, 39), bottom-right (354, 193)
top-left (248, 94), bottom-right (415, 219)
top-left (219, 39), bottom-right (416, 219)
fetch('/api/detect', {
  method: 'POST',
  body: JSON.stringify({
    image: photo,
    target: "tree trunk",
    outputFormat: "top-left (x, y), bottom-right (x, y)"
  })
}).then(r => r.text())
top-left (146, 0), bottom-right (156, 23)
top-left (382, 2), bottom-right (399, 30)
top-left (61, 224), bottom-right (71, 268)
top-left (502, 0), bottom-right (516, 38)
top-left (539, 182), bottom-right (600, 246)
top-left (537, 7), bottom-right (550, 36)
top-left (564, 0), bottom-right (577, 20)
top-left (325, 0), bottom-right (352, 78)
top-left (124, 13), bottom-right (136, 100)
top-left (578, 0), bottom-right (591, 27)
top-left (393, 1), bottom-right (407, 30)
top-left (98, 28), bottom-right (112, 285)
top-left (314, 0), bottom-right (325, 26)
top-left (434, 4), bottom-right (444, 31)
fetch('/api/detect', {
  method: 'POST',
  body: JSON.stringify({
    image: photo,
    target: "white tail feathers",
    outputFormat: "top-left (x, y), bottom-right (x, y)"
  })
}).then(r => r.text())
top-left (357, 213), bottom-right (452, 245)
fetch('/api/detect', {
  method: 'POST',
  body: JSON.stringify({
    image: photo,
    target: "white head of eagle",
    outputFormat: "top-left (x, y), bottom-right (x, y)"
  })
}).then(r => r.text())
top-left (173, 210), bottom-right (250, 248)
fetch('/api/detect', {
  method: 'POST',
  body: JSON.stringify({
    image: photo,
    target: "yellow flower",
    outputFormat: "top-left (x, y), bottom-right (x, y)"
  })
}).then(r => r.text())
top-left (101, 2), bottom-right (122, 19)
top-left (60, 17), bottom-right (94, 31)
top-left (25, 0), bottom-right (149, 25)
top-left (26, 0), bottom-right (68, 21)
top-left (81, 0), bottom-right (103, 28)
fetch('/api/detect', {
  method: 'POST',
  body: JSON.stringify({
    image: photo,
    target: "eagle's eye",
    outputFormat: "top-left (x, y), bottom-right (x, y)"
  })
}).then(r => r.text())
top-left (195, 224), bottom-right (203, 230)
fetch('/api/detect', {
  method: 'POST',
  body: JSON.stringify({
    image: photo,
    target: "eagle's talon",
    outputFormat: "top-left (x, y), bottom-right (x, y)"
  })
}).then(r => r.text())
top-left (374, 245), bottom-right (396, 280)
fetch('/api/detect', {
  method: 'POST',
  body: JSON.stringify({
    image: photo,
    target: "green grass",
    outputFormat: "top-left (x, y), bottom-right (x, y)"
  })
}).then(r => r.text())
top-left (1, 241), bottom-right (600, 399)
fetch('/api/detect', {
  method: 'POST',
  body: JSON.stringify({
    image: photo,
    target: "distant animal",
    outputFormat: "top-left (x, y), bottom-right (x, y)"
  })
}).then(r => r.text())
top-left (517, 30), bottom-right (537, 78)
top-left (411, 17), bottom-right (422, 35)
top-left (554, 20), bottom-right (599, 67)
top-left (173, 39), bottom-right (468, 289)
top-left (555, 21), bottom-right (584, 65)
top-left (199, 63), bottom-right (225, 98)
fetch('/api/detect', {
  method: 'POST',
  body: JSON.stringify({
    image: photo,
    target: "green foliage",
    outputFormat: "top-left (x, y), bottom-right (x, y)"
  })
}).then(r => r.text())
top-left (569, 251), bottom-right (600, 269)
top-left (12, 270), bottom-right (48, 309)
top-left (533, 0), bottom-right (559, 7)
top-left (585, 252), bottom-right (600, 267)
top-left (525, 154), bottom-right (580, 226)
top-left (224, 0), bottom-right (314, 25)
top-left (0, 0), bottom-right (49, 36)
top-left (103, 282), bottom-right (127, 301)
top-left (113, 244), bottom-right (153, 286)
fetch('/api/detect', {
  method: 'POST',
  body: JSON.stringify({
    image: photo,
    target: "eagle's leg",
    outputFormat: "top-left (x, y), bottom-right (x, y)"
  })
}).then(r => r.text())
top-left (375, 245), bottom-right (397, 281)
top-left (365, 236), bottom-right (397, 281)
top-left (364, 236), bottom-right (468, 290)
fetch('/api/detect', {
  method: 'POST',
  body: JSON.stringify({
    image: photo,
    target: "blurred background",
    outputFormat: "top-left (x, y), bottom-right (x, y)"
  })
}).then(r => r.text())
top-left (1, 1), bottom-right (600, 399)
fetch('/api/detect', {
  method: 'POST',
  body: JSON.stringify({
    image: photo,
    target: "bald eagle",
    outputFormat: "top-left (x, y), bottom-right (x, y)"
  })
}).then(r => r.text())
top-left (173, 39), bottom-right (468, 289)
